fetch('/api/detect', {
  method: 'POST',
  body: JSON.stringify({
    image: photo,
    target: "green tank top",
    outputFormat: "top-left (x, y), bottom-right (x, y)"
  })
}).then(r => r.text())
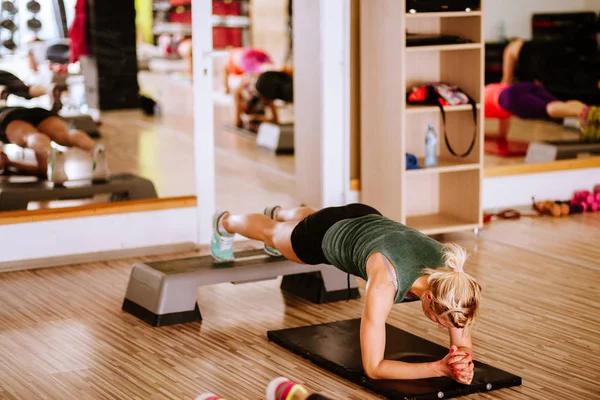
top-left (321, 214), bottom-right (444, 303)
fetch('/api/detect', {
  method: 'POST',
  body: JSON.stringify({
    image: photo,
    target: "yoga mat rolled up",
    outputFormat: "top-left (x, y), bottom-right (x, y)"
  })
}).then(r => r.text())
top-left (406, 153), bottom-right (420, 170)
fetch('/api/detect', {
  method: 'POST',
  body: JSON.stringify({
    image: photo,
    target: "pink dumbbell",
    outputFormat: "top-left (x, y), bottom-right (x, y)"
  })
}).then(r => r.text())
top-left (574, 190), bottom-right (591, 201)
top-left (587, 195), bottom-right (595, 204)
top-left (591, 202), bottom-right (600, 213)
top-left (579, 201), bottom-right (589, 212)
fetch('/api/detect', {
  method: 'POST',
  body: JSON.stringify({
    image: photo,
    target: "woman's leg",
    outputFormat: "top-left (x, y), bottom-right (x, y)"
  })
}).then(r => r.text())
top-left (498, 82), bottom-right (557, 120)
top-left (546, 100), bottom-right (587, 119)
top-left (234, 86), bottom-right (245, 127)
top-left (37, 116), bottom-right (96, 151)
top-left (219, 212), bottom-right (303, 263)
top-left (5, 120), bottom-right (52, 174)
top-left (273, 206), bottom-right (315, 222)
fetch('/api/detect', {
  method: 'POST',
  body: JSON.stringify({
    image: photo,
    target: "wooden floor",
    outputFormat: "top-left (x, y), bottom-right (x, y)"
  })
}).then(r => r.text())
top-left (0, 214), bottom-right (599, 399)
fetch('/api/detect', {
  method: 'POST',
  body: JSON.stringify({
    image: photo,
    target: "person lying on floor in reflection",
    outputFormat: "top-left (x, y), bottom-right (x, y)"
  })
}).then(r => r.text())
top-left (485, 81), bottom-right (600, 141)
top-left (234, 66), bottom-right (294, 131)
top-left (210, 203), bottom-right (481, 384)
top-left (0, 106), bottom-right (107, 183)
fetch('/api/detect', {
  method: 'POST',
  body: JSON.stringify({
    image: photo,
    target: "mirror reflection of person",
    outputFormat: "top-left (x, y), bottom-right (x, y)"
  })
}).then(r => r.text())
top-left (0, 106), bottom-right (107, 183)
top-left (490, 38), bottom-right (600, 140)
top-left (0, 70), bottom-right (64, 113)
top-left (224, 47), bottom-right (273, 94)
top-left (234, 68), bottom-right (294, 129)
top-left (485, 82), bottom-right (600, 140)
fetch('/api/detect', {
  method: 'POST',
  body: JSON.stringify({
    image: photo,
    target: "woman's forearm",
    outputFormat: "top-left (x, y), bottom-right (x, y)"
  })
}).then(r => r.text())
top-left (7, 160), bottom-right (44, 176)
top-left (368, 359), bottom-right (442, 380)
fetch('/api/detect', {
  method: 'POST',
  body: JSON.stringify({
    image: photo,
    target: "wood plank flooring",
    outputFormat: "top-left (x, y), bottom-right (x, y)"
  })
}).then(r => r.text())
top-left (0, 214), bottom-right (599, 399)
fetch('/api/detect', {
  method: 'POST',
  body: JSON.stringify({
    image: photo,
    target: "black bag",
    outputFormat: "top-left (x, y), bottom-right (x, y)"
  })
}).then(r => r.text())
top-left (407, 83), bottom-right (477, 158)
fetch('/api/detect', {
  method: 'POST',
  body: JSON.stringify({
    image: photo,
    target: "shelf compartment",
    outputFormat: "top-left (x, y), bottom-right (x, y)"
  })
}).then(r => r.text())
top-left (405, 169), bottom-right (481, 232)
top-left (407, 158), bottom-right (480, 174)
top-left (406, 43), bottom-right (482, 52)
top-left (404, 109), bottom-right (482, 164)
top-left (406, 213), bottom-right (479, 235)
top-left (406, 49), bottom-right (482, 103)
top-left (406, 14), bottom-right (481, 44)
top-left (405, 11), bottom-right (482, 19)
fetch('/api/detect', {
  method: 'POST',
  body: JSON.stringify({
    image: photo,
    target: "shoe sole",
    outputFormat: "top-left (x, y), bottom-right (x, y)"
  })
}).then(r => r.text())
top-left (266, 377), bottom-right (291, 400)
top-left (209, 252), bottom-right (234, 263)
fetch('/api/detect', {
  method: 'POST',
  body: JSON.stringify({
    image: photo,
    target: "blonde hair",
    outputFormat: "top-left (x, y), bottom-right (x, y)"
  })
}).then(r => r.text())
top-left (422, 243), bottom-right (482, 331)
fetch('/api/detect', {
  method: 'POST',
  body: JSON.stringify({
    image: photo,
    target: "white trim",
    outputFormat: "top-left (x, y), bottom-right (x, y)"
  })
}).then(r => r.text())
top-left (320, 0), bottom-right (350, 207)
top-left (341, 0), bottom-right (353, 205)
top-left (192, 0), bottom-right (216, 245)
top-left (0, 207), bottom-right (198, 267)
top-left (482, 168), bottom-right (600, 210)
top-left (348, 168), bottom-right (600, 211)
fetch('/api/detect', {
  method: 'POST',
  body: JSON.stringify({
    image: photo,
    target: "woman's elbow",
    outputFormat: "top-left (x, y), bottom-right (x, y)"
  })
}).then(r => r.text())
top-left (363, 362), bottom-right (382, 380)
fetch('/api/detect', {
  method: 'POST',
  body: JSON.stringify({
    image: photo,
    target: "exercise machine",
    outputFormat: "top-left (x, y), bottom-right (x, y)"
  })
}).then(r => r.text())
top-left (122, 249), bottom-right (360, 327)
top-left (268, 319), bottom-right (522, 400)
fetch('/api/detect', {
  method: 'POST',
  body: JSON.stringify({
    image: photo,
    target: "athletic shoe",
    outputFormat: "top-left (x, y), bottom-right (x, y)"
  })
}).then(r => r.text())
top-left (196, 393), bottom-right (226, 400)
top-left (91, 144), bottom-right (109, 182)
top-left (266, 377), bottom-right (309, 400)
top-left (47, 147), bottom-right (69, 184)
top-left (580, 106), bottom-right (600, 142)
top-left (211, 210), bottom-right (235, 262)
top-left (263, 205), bottom-right (282, 257)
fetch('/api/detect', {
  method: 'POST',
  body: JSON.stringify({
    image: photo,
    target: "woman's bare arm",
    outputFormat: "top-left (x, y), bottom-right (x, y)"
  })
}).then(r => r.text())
top-left (501, 39), bottom-right (523, 84)
top-left (361, 283), bottom-right (446, 380)
top-left (360, 255), bottom-right (469, 380)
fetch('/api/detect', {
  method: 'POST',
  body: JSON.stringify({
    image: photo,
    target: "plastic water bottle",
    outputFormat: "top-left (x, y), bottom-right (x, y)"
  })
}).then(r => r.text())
top-left (425, 124), bottom-right (438, 168)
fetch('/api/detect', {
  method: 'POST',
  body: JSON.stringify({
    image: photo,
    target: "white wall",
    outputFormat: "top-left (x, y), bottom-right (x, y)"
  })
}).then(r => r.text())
top-left (484, 0), bottom-right (599, 42)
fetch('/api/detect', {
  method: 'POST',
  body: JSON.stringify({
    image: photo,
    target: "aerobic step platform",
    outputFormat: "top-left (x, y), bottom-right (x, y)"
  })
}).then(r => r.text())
top-left (122, 249), bottom-right (360, 327)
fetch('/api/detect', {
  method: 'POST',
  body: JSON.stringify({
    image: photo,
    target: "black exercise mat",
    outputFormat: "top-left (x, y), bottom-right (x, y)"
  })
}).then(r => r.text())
top-left (267, 319), bottom-right (521, 400)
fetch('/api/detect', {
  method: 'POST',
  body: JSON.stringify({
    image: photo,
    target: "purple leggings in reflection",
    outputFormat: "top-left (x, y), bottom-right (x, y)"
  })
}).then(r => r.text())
top-left (498, 82), bottom-right (558, 119)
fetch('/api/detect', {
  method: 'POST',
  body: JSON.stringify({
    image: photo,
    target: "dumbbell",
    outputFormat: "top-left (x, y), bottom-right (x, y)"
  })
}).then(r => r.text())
top-left (570, 203), bottom-right (585, 214)
top-left (573, 190), bottom-right (591, 202)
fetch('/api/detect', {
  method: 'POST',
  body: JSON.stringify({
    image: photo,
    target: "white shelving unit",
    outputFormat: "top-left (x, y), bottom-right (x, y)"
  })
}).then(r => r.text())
top-left (360, 1), bottom-right (484, 235)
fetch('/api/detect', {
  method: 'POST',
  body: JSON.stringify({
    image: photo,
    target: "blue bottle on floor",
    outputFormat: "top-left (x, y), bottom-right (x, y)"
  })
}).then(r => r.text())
top-left (425, 124), bottom-right (438, 168)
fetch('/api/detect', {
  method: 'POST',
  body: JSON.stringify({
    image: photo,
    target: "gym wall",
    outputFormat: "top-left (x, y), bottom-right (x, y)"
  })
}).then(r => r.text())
top-left (484, 0), bottom-right (598, 41)
top-left (250, 0), bottom-right (288, 64)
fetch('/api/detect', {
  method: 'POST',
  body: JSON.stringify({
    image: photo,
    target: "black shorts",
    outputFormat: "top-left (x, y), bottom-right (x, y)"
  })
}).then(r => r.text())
top-left (0, 107), bottom-right (58, 142)
top-left (0, 71), bottom-right (32, 99)
top-left (290, 203), bottom-right (382, 265)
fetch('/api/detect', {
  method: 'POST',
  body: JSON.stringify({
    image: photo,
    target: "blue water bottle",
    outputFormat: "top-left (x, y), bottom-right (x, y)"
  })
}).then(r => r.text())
top-left (425, 124), bottom-right (438, 168)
